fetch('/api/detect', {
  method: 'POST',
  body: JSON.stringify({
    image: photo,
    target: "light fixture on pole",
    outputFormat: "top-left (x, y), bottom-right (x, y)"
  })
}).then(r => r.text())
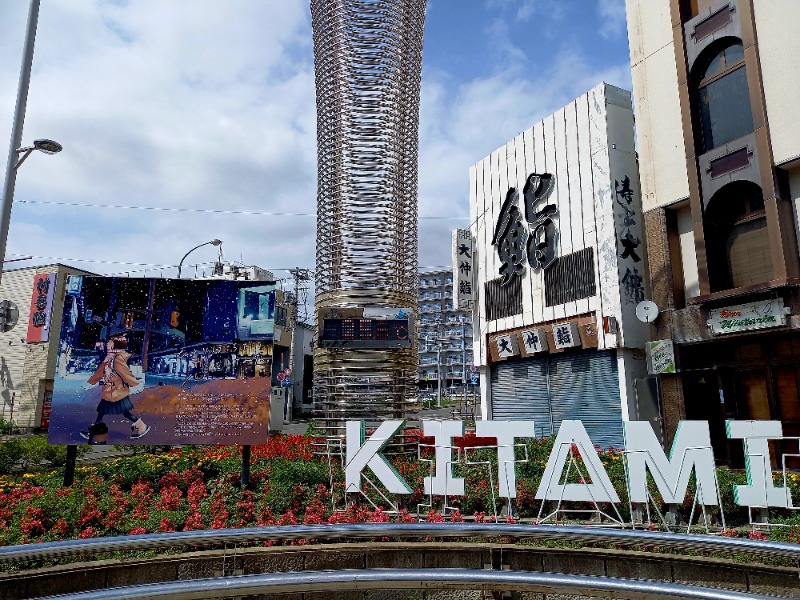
top-left (14, 139), bottom-right (62, 170)
top-left (177, 239), bottom-right (222, 279)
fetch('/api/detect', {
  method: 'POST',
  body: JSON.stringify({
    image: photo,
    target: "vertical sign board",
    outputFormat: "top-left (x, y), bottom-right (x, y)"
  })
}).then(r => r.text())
top-left (26, 273), bottom-right (56, 343)
top-left (452, 229), bottom-right (475, 310)
top-left (49, 277), bottom-right (276, 445)
top-left (40, 388), bottom-right (53, 428)
top-left (646, 339), bottom-right (676, 374)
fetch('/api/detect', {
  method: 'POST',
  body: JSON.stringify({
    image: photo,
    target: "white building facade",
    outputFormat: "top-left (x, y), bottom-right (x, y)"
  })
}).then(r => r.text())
top-left (469, 83), bottom-right (649, 448)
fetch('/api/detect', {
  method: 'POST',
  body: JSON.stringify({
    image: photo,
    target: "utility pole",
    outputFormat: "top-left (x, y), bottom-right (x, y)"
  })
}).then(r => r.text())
top-left (286, 267), bottom-right (311, 422)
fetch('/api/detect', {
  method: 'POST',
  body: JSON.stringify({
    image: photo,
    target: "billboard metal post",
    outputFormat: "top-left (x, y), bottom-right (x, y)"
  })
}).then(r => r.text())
top-left (240, 444), bottom-right (251, 488)
top-left (63, 445), bottom-right (77, 487)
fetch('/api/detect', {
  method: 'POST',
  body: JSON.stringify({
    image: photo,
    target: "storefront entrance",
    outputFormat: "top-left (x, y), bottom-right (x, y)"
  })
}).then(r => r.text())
top-left (680, 335), bottom-right (800, 467)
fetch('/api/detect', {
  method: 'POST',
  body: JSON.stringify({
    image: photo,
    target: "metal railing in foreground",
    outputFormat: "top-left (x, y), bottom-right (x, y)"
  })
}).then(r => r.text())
top-left (2, 523), bottom-right (799, 564)
top-left (37, 568), bottom-right (781, 600)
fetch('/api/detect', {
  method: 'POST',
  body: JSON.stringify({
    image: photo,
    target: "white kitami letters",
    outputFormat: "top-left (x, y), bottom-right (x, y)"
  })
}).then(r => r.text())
top-left (726, 420), bottom-right (792, 508)
top-left (476, 420), bottom-right (536, 499)
top-left (423, 420), bottom-right (465, 496)
top-left (535, 420), bottom-right (621, 503)
top-left (341, 418), bottom-right (798, 512)
top-left (345, 420), bottom-right (413, 494)
top-left (624, 421), bottom-right (718, 505)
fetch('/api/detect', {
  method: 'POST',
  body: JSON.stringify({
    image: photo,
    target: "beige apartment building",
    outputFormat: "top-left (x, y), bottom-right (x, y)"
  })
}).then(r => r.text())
top-left (627, 0), bottom-right (800, 464)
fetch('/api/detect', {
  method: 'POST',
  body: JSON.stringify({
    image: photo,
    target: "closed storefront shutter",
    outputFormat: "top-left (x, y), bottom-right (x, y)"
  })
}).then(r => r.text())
top-left (490, 357), bottom-right (552, 438)
top-left (547, 350), bottom-right (622, 450)
top-left (490, 350), bottom-right (623, 448)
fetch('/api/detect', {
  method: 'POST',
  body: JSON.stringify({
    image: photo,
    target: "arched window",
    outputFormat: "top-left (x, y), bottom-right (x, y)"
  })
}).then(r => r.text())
top-left (704, 181), bottom-right (772, 292)
top-left (694, 41), bottom-right (754, 154)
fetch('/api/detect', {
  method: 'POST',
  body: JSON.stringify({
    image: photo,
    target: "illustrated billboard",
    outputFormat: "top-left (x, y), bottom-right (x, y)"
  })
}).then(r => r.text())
top-left (48, 276), bottom-right (276, 445)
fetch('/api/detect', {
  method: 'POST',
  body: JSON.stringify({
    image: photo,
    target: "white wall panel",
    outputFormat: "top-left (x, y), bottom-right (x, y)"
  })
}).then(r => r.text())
top-left (629, 33), bottom-right (689, 211)
top-left (625, 0), bottom-right (674, 69)
top-left (753, 0), bottom-right (800, 166)
top-left (531, 121), bottom-right (547, 324)
top-left (541, 113), bottom-right (558, 324)
top-left (677, 204), bottom-right (700, 299)
top-left (576, 93), bottom-right (601, 319)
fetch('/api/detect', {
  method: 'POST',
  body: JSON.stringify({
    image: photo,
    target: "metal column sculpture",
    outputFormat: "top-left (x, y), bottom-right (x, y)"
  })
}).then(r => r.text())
top-left (311, 0), bottom-right (426, 439)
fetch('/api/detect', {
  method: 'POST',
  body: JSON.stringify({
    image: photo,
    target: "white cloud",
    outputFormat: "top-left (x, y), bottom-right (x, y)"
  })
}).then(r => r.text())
top-left (597, 0), bottom-right (627, 40)
top-left (1, 1), bottom-right (317, 283)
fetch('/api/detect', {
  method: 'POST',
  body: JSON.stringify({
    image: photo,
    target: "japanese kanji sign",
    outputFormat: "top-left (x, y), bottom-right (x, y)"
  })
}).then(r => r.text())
top-left (452, 229), bottom-right (475, 309)
top-left (494, 333), bottom-right (520, 359)
top-left (551, 322), bottom-right (581, 350)
top-left (26, 272), bottom-right (56, 343)
top-left (491, 173), bottom-right (558, 285)
top-left (520, 328), bottom-right (549, 354)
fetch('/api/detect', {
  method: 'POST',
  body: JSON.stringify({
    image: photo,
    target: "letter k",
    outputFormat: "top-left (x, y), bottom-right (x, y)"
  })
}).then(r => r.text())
top-left (346, 420), bottom-right (412, 495)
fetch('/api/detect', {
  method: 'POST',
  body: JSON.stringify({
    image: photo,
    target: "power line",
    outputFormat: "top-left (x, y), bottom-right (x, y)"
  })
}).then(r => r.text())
top-left (7, 253), bottom-right (455, 276)
top-left (18, 199), bottom-right (469, 220)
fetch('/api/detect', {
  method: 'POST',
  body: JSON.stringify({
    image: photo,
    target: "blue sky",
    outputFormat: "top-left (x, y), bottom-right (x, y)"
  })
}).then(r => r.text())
top-left (0, 0), bottom-right (630, 290)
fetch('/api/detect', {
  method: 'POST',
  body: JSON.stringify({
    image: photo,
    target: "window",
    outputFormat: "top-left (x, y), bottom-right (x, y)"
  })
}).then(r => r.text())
top-left (694, 42), bottom-right (754, 154)
top-left (544, 247), bottom-right (596, 306)
top-left (485, 275), bottom-right (522, 321)
top-left (704, 181), bottom-right (772, 291)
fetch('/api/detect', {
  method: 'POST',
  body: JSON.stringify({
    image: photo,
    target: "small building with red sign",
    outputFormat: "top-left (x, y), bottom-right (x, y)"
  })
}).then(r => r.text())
top-left (0, 264), bottom-right (94, 431)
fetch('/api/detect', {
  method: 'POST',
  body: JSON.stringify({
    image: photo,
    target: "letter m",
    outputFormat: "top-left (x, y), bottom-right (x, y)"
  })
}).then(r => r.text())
top-left (345, 420), bottom-right (412, 495)
top-left (624, 421), bottom-right (718, 505)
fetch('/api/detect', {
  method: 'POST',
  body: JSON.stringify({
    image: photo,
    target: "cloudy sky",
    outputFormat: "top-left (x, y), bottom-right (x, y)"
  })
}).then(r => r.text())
top-left (0, 0), bottom-right (630, 293)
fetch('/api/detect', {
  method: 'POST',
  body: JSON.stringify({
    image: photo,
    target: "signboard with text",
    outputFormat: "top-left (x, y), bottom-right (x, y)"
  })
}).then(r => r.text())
top-left (318, 307), bottom-right (413, 349)
top-left (646, 339), bottom-right (676, 374)
top-left (452, 229), bottom-right (475, 309)
top-left (708, 299), bottom-right (786, 335)
top-left (49, 277), bottom-right (275, 445)
top-left (26, 272), bottom-right (56, 343)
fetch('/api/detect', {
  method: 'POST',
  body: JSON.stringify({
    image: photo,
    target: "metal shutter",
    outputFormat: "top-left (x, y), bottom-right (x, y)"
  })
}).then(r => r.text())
top-left (490, 357), bottom-right (553, 438)
top-left (490, 350), bottom-right (623, 448)
top-left (547, 350), bottom-right (623, 450)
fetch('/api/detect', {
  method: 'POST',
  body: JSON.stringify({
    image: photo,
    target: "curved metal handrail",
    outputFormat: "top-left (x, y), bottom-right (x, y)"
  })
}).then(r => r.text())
top-left (2, 523), bottom-right (799, 564)
top-left (37, 568), bottom-right (779, 600)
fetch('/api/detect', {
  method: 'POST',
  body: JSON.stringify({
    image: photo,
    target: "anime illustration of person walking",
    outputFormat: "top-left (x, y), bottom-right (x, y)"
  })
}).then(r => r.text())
top-left (80, 334), bottom-right (149, 441)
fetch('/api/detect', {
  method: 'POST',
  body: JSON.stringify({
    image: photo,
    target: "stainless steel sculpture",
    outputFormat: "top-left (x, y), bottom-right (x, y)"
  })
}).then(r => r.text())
top-left (311, 0), bottom-right (426, 438)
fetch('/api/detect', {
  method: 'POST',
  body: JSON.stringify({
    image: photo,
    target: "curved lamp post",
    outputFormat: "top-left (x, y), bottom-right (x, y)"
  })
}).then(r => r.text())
top-left (177, 239), bottom-right (222, 279)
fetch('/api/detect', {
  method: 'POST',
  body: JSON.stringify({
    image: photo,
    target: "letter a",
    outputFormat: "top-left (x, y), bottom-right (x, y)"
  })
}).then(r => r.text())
top-left (345, 420), bottom-right (412, 495)
top-left (535, 420), bottom-right (620, 503)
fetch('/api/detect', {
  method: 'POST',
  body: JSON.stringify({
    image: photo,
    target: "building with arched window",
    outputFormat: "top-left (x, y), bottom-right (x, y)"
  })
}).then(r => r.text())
top-left (628, 0), bottom-right (800, 466)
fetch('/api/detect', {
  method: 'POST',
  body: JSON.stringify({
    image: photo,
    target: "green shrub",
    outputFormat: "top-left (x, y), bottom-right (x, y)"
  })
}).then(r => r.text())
top-left (0, 439), bottom-right (23, 475)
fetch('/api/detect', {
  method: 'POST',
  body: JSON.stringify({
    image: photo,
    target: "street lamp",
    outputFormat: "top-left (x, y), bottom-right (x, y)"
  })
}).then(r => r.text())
top-left (14, 139), bottom-right (62, 170)
top-left (0, 0), bottom-right (57, 285)
top-left (177, 239), bottom-right (222, 279)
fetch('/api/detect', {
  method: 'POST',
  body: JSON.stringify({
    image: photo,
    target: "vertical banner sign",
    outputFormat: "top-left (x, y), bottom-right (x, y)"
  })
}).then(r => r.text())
top-left (646, 339), bottom-right (676, 374)
top-left (40, 388), bottom-right (53, 428)
top-left (452, 228), bottom-right (475, 309)
top-left (26, 272), bottom-right (56, 343)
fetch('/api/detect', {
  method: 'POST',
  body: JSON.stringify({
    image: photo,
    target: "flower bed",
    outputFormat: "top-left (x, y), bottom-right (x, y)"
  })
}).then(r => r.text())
top-left (0, 433), bottom-right (799, 547)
